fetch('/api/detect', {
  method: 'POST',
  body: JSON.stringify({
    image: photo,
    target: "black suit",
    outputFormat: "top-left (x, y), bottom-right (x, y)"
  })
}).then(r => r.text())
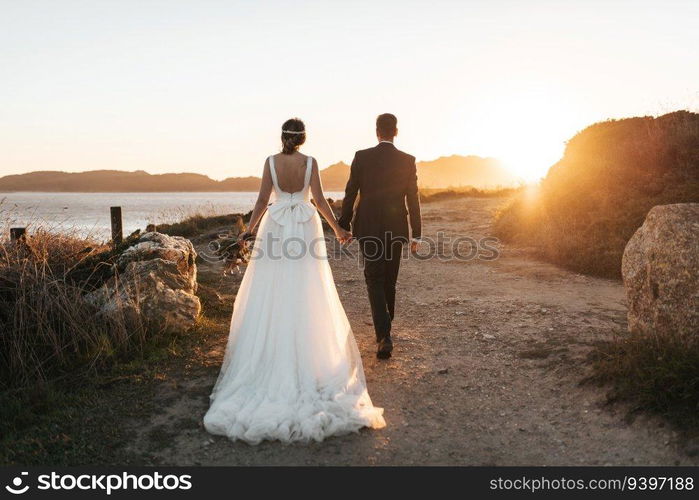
top-left (339, 142), bottom-right (421, 341)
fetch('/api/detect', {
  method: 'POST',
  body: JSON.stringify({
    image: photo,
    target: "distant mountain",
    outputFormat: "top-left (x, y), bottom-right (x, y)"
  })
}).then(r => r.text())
top-left (218, 176), bottom-right (264, 192)
top-left (319, 162), bottom-right (351, 191)
top-left (416, 155), bottom-right (516, 189)
top-left (312, 156), bottom-right (518, 190)
top-left (0, 155), bottom-right (518, 192)
top-left (0, 170), bottom-right (223, 192)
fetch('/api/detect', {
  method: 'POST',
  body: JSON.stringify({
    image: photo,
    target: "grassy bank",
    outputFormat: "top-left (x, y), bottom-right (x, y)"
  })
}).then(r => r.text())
top-left (0, 316), bottom-right (220, 465)
top-left (156, 212), bottom-right (248, 239)
top-left (420, 186), bottom-right (522, 203)
top-left (494, 111), bottom-right (699, 278)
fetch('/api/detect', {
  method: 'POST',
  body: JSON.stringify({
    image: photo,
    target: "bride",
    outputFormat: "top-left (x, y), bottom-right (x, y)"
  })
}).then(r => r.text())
top-left (203, 118), bottom-right (386, 444)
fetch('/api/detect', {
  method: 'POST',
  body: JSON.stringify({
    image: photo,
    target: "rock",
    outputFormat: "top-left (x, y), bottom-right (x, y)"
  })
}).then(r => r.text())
top-left (437, 368), bottom-right (449, 375)
top-left (621, 204), bottom-right (699, 338)
top-left (86, 232), bottom-right (201, 333)
top-left (118, 232), bottom-right (198, 292)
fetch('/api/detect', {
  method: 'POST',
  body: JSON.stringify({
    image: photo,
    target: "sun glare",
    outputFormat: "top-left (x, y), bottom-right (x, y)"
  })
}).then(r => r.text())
top-left (498, 103), bottom-right (576, 183)
top-left (464, 84), bottom-right (582, 184)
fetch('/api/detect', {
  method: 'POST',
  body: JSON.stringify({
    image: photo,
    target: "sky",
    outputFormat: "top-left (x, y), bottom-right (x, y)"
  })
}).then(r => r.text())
top-left (1, 0), bottom-right (698, 182)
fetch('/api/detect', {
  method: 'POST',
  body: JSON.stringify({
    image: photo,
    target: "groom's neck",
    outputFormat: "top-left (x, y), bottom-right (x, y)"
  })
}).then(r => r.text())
top-left (378, 137), bottom-right (394, 143)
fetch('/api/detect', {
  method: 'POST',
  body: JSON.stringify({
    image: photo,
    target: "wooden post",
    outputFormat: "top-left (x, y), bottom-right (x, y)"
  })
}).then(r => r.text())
top-left (10, 227), bottom-right (26, 243)
top-left (110, 207), bottom-right (123, 246)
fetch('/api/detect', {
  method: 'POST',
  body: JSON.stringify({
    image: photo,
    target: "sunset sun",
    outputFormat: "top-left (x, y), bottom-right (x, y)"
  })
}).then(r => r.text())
top-left (466, 84), bottom-right (584, 183)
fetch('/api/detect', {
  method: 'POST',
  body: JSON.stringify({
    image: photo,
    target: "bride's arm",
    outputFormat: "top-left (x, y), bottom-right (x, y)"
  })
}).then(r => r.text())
top-left (243, 158), bottom-right (274, 236)
top-left (309, 158), bottom-right (351, 241)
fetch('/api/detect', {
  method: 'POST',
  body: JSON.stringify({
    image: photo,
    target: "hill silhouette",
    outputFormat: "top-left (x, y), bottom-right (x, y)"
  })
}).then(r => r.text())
top-left (0, 170), bottom-right (221, 193)
top-left (417, 155), bottom-right (515, 188)
top-left (317, 162), bottom-right (352, 190)
top-left (495, 110), bottom-right (699, 278)
top-left (0, 155), bottom-right (518, 192)
top-left (319, 156), bottom-right (517, 190)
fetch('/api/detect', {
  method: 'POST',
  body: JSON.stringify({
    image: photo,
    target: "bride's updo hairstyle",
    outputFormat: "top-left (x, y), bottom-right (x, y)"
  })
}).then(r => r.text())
top-left (281, 118), bottom-right (306, 154)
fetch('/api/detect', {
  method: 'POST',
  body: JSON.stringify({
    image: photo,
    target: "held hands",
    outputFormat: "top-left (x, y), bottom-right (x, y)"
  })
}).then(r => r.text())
top-left (335, 227), bottom-right (352, 244)
top-left (238, 231), bottom-right (255, 244)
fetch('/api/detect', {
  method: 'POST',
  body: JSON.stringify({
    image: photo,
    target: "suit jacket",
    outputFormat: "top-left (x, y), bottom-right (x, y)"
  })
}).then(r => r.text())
top-left (338, 142), bottom-right (421, 241)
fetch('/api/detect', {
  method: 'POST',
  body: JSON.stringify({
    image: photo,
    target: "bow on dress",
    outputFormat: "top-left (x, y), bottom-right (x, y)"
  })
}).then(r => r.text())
top-left (267, 192), bottom-right (316, 258)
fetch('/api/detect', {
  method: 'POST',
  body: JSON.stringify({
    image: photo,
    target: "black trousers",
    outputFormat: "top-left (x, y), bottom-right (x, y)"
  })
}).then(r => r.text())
top-left (359, 237), bottom-right (405, 341)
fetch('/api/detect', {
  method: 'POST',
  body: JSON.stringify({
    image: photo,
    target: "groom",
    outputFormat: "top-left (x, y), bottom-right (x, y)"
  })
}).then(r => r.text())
top-left (339, 113), bottom-right (422, 359)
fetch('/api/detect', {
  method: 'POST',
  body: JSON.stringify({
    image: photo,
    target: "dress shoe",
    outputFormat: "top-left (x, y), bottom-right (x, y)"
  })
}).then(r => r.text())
top-left (377, 336), bottom-right (393, 359)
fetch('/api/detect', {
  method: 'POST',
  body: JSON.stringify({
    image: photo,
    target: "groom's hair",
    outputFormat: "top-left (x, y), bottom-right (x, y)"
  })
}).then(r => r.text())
top-left (376, 113), bottom-right (398, 139)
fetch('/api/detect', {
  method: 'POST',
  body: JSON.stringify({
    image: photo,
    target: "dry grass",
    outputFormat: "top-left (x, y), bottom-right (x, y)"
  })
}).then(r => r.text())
top-left (155, 212), bottom-right (248, 239)
top-left (0, 229), bottom-right (154, 390)
top-left (589, 330), bottom-right (699, 428)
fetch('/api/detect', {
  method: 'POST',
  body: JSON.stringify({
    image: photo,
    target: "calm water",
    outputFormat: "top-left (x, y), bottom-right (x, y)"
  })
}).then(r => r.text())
top-left (0, 192), bottom-right (343, 241)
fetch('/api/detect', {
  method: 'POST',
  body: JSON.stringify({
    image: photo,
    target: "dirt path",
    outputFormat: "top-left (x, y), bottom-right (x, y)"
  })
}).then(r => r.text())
top-left (124, 197), bottom-right (697, 465)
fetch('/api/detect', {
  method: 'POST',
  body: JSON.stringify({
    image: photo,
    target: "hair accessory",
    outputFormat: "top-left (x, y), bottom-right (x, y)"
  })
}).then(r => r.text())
top-left (282, 129), bottom-right (305, 134)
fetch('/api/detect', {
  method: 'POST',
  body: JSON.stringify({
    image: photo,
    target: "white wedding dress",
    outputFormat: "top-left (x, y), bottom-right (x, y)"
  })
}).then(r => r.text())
top-left (203, 155), bottom-right (385, 444)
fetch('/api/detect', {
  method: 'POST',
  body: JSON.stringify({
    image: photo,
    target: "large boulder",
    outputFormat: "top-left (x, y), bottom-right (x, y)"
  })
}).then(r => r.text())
top-left (621, 204), bottom-right (699, 338)
top-left (87, 232), bottom-right (201, 333)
